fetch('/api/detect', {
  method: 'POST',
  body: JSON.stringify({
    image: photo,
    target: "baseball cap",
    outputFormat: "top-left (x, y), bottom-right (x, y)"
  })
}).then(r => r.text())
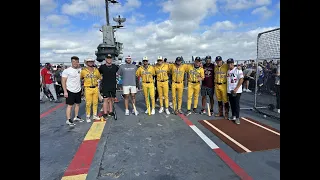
top-left (125, 55), bottom-right (132, 60)
top-left (106, 54), bottom-right (112, 58)
top-left (215, 56), bottom-right (222, 61)
top-left (45, 62), bottom-right (51, 66)
top-left (176, 57), bottom-right (182, 61)
top-left (157, 56), bottom-right (163, 60)
top-left (86, 58), bottom-right (95, 62)
top-left (227, 58), bottom-right (234, 64)
top-left (143, 56), bottom-right (148, 61)
top-left (195, 57), bottom-right (201, 61)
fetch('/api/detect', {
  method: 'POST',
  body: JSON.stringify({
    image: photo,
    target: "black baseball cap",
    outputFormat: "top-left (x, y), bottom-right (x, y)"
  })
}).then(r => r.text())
top-left (215, 56), bottom-right (222, 61)
top-left (195, 57), bottom-right (201, 61)
top-left (227, 58), bottom-right (234, 64)
top-left (106, 54), bottom-right (112, 58)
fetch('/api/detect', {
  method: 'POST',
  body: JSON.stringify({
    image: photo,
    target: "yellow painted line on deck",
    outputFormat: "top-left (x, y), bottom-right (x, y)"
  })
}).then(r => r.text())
top-left (84, 121), bottom-right (106, 141)
top-left (61, 174), bottom-right (87, 180)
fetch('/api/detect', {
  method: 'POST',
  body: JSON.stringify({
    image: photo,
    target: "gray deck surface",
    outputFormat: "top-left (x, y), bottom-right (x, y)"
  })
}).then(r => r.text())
top-left (40, 90), bottom-right (280, 180)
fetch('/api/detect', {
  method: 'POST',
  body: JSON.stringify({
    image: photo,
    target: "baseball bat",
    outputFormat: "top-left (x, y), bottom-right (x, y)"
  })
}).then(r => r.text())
top-left (207, 102), bottom-right (211, 117)
top-left (147, 87), bottom-right (151, 116)
top-left (132, 101), bottom-right (138, 116)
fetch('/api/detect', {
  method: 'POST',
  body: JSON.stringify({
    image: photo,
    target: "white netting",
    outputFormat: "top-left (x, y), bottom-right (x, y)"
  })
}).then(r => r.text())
top-left (257, 28), bottom-right (280, 60)
top-left (254, 28), bottom-right (280, 119)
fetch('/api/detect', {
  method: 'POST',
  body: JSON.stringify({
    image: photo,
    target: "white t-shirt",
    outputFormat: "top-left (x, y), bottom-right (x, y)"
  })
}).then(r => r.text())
top-left (227, 67), bottom-right (244, 93)
top-left (62, 67), bottom-right (82, 93)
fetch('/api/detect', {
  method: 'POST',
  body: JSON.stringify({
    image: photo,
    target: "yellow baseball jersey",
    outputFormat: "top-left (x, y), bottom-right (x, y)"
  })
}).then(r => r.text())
top-left (80, 67), bottom-right (101, 87)
top-left (154, 63), bottom-right (170, 81)
top-left (136, 65), bottom-right (155, 83)
top-left (169, 64), bottom-right (188, 83)
top-left (214, 64), bottom-right (228, 83)
top-left (186, 65), bottom-right (204, 82)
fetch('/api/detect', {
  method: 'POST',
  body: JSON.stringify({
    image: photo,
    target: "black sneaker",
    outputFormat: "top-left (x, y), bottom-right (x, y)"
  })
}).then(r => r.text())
top-left (210, 109), bottom-right (214, 114)
top-left (200, 109), bottom-right (206, 114)
top-left (186, 110), bottom-right (192, 116)
top-left (109, 112), bottom-right (115, 116)
top-left (66, 119), bottom-right (75, 126)
top-left (193, 108), bottom-right (198, 114)
top-left (54, 99), bottom-right (62, 103)
top-left (103, 113), bottom-right (108, 119)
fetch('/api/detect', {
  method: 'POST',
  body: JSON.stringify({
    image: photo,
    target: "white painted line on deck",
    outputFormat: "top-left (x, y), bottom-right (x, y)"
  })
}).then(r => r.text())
top-left (203, 120), bottom-right (251, 153)
top-left (241, 117), bottom-right (280, 136)
top-left (189, 125), bottom-right (219, 149)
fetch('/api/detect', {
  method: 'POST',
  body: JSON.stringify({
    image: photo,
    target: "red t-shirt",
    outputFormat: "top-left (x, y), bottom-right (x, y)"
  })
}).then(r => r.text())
top-left (41, 68), bottom-right (53, 84)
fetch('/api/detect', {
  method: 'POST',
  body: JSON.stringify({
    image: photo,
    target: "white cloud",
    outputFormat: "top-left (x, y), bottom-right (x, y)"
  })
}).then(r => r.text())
top-left (40, 0), bottom-right (280, 63)
top-left (61, 0), bottom-right (141, 19)
top-left (251, 6), bottom-right (273, 19)
top-left (212, 21), bottom-right (237, 31)
top-left (40, 0), bottom-right (57, 13)
top-left (44, 14), bottom-right (70, 26)
top-left (224, 0), bottom-right (272, 10)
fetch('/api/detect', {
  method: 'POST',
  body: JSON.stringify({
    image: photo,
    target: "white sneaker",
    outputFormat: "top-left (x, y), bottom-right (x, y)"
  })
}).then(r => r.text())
top-left (169, 102), bottom-right (173, 108)
top-left (74, 116), bottom-right (84, 122)
top-left (151, 109), bottom-right (155, 115)
top-left (66, 119), bottom-right (75, 126)
top-left (125, 109), bottom-right (130, 116)
top-left (165, 108), bottom-right (170, 115)
top-left (145, 109), bottom-right (152, 114)
top-left (159, 107), bottom-right (164, 113)
top-left (92, 115), bottom-right (100, 121)
top-left (277, 109), bottom-right (280, 113)
top-left (86, 116), bottom-right (91, 123)
top-left (246, 89), bottom-right (252, 92)
top-left (132, 109), bottom-right (139, 115)
top-left (243, 88), bottom-right (247, 91)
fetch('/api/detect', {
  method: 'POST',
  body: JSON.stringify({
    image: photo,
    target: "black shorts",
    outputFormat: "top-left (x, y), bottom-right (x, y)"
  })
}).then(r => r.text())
top-left (244, 76), bottom-right (250, 81)
top-left (66, 90), bottom-right (81, 105)
top-left (102, 89), bottom-right (116, 98)
top-left (201, 86), bottom-right (214, 97)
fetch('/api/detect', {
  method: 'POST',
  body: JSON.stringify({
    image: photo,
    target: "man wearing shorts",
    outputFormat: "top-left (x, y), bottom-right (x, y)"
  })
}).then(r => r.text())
top-left (200, 55), bottom-right (215, 115)
top-left (61, 56), bottom-right (84, 126)
top-left (99, 54), bottom-right (119, 118)
top-left (117, 55), bottom-right (139, 115)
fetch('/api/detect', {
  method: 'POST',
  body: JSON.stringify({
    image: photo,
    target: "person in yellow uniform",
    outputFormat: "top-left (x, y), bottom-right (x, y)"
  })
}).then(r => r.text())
top-left (214, 56), bottom-right (229, 119)
top-left (136, 56), bottom-right (156, 115)
top-left (186, 57), bottom-right (205, 116)
top-left (154, 56), bottom-right (170, 115)
top-left (169, 57), bottom-right (188, 115)
top-left (80, 58), bottom-right (102, 122)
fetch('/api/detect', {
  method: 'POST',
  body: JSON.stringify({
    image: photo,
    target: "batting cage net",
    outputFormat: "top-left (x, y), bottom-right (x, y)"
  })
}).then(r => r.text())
top-left (252, 28), bottom-right (280, 119)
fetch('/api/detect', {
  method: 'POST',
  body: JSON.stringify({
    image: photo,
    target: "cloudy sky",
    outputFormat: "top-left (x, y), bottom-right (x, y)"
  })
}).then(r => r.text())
top-left (40, 0), bottom-right (280, 63)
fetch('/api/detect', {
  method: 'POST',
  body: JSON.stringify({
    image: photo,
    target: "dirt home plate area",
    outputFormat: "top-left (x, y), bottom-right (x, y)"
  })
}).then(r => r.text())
top-left (40, 92), bottom-right (280, 180)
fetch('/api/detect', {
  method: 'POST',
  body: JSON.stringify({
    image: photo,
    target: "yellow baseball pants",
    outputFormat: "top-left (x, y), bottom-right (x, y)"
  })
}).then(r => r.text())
top-left (157, 81), bottom-right (169, 108)
top-left (215, 84), bottom-right (228, 103)
top-left (187, 82), bottom-right (201, 110)
top-left (142, 83), bottom-right (155, 110)
top-left (84, 87), bottom-right (99, 116)
top-left (171, 82), bottom-right (184, 110)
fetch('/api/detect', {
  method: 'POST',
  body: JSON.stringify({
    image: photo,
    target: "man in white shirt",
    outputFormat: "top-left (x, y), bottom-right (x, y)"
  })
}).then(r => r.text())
top-left (61, 56), bottom-right (84, 126)
top-left (226, 58), bottom-right (244, 125)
